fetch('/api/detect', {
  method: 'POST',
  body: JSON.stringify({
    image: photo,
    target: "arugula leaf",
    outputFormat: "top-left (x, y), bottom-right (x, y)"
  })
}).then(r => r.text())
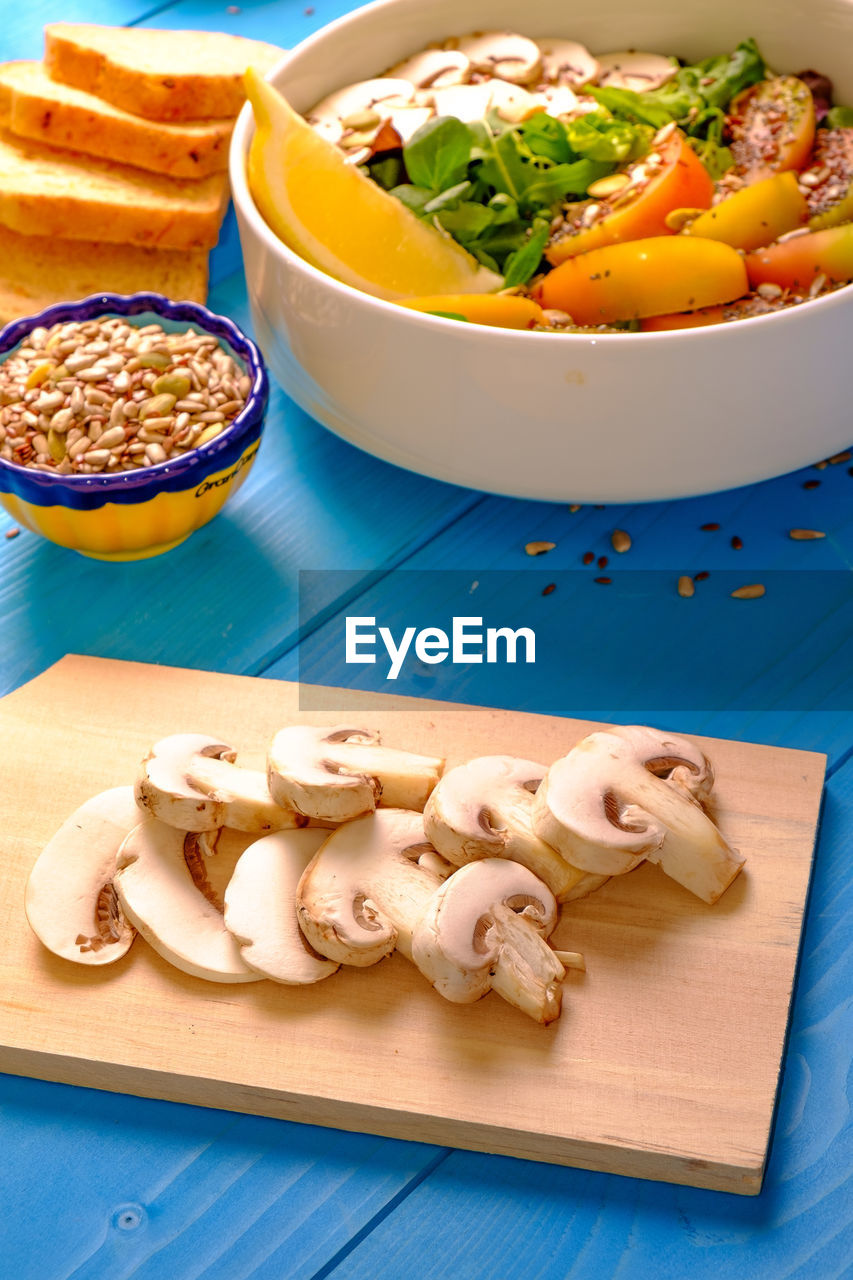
top-left (423, 180), bottom-right (473, 213)
top-left (826, 105), bottom-right (853, 128)
top-left (389, 184), bottom-right (435, 215)
top-left (502, 218), bottom-right (551, 288)
top-left (404, 117), bottom-right (473, 191)
top-left (435, 202), bottom-right (497, 240)
top-left (589, 39), bottom-right (767, 175)
top-left (586, 86), bottom-right (674, 129)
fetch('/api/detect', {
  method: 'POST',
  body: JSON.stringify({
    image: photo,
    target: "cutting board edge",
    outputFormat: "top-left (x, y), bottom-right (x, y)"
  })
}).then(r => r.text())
top-left (0, 1044), bottom-right (765, 1196)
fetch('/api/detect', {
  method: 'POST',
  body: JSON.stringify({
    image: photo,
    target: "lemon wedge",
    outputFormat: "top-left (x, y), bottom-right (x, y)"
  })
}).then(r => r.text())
top-left (244, 68), bottom-right (503, 301)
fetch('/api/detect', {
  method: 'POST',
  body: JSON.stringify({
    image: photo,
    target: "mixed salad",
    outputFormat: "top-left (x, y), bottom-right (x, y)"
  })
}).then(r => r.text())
top-left (307, 32), bottom-right (853, 330)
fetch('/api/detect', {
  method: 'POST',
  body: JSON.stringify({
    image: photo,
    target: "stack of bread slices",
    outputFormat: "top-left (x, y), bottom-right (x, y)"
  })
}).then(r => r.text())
top-left (0, 22), bottom-right (285, 325)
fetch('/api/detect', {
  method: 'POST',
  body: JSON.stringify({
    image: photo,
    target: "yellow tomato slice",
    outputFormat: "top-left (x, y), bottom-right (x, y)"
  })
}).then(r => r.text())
top-left (535, 237), bottom-right (749, 325)
top-left (728, 76), bottom-right (816, 181)
top-left (397, 294), bottom-right (545, 329)
top-left (685, 172), bottom-right (809, 251)
top-left (745, 224), bottom-right (853, 289)
top-left (546, 130), bottom-right (714, 264)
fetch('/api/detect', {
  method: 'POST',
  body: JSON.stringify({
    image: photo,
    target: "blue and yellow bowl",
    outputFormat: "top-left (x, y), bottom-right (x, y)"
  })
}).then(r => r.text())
top-left (0, 292), bottom-right (269, 560)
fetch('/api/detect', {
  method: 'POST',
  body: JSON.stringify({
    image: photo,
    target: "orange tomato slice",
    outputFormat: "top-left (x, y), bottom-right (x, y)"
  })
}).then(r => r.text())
top-left (546, 129), bottom-right (714, 264)
top-left (397, 294), bottom-right (545, 328)
top-left (745, 225), bottom-right (853, 289)
top-left (684, 171), bottom-right (809, 251)
top-left (728, 76), bottom-right (816, 181)
top-left (535, 236), bottom-right (749, 325)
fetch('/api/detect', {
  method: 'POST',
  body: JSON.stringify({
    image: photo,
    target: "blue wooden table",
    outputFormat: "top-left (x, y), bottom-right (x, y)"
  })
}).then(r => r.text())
top-left (2, 3), bottom-right (852, 1277)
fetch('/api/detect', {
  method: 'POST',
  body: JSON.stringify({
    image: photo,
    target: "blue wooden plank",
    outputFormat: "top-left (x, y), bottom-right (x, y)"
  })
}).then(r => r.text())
top-left (0, 1), bottom-right (157, 61)
top-left (263, 756), bottom-right (853, 1280)
top-left (0, 1076), bottom-right (446, 1280)
top-left (0, 388), bottom-right (478, 697)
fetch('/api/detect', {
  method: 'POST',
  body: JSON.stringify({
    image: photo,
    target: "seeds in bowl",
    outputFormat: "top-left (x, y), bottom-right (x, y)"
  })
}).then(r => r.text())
top-left (0, 317), bottom-right (251, 474)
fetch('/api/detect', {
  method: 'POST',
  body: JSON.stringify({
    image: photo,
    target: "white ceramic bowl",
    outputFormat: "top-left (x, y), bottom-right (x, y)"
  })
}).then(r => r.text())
top-left (231, 0), bottom-right (853, 502)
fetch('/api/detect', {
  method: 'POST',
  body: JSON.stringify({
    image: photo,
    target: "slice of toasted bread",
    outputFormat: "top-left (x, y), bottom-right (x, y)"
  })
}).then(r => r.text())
top-left (0, 61), bottom-right (233, 178)
top-left (0, 224), bottom-right (208, 326)
top-left (0, 130), bottom-right (229, 250)
top-left (45, 22), bottom-right (285, 122)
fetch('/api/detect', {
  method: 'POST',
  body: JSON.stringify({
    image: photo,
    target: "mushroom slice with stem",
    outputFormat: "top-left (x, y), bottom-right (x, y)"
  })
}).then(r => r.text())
top-left (535, 38), bottom-right (600, 88)
top-left (296, 809), bottom-right (449, 967)
top-left (455, 32), bottom-right (542, 86)
top-left (136, 733), bottom-right (306, 834)
top-left (424, 755), bottom-right (608, 902)
top-left (114, 818), bottom-right (263, 982)
top-left (411, 858), bottom-right (576, 1024)
top-left (25, 786), bottom-right (138, 965)
top-left (224, 829), bottom-right (339, 984)
top-left (595, 51), bottom-right (679, 93)
top-left (268, 725), bottom-right (444, 823)
top-left (532, 726), bottom-right (745, 904)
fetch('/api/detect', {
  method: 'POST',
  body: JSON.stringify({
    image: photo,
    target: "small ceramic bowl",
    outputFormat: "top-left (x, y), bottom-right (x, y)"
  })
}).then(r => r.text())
top-left (0, 292), bottom-right (269, 559)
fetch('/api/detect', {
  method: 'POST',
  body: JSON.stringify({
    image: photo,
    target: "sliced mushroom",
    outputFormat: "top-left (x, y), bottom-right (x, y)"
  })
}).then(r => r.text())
top-left (384, 105), bottom-right (435, 144)
top-left (306, 78), bottom-right (417, 146)
top-left (430, 81), bottom-right (495, 122)
top-left (543, 83), bottom-right (582, 119)
top-left (595, 51), bottom-right (679, 92)
top-left (25, 786), bottom-right (138, 965)
top-left (535, 38), bottom-right (600, 87)
top-left (296, 809), bottom-right (447, 966)
top-left (223, 829), bottom-right (339, 984)
top-left (411, 858), bottom-right (569, 1023)
top-left (114, 818), bottom-right (262, 982)
top-left (532, 726), bottom-right (745, 903)
top-left (487, 80), bottom-right (548, 124)
top-left (455, 32), bottom-right (542, 86)
top-left (268, 725), bottom-right (444, 823)
top-left (423, 755), bottom-right (608, 902)
top-left (388, 48), bottom-right (471, 89)
top-left (136, 733), bottom-right (305, 834)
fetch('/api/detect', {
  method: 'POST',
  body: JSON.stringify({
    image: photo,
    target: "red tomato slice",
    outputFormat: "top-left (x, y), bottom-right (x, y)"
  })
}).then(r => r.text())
top-left (728, 76), bottom-right (816, 181)
top-left (546, 128), bottom-right (714, 263)
top-left (745, 224), bottom-right (853, 289)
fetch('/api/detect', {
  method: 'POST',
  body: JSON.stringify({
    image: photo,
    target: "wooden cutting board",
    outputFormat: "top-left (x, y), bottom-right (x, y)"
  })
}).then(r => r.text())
top-left (0, 656), bottom-right (825, 1195)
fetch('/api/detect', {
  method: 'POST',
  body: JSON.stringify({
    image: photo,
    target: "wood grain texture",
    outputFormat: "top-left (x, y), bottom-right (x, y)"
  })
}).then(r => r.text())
top-left (314, 758), bottom-right (853, 1280)
top-left (0, 656), bottom-right (825, 1195)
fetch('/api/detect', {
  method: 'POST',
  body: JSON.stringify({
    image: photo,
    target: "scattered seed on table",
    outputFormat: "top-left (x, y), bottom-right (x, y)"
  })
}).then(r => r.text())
top-left (700, 522), bottom-right (720, 531)
top-left (731, 583), bottom-right (765, 599)
top-left (525, 540), bottom-right (556, 556)
top-left (582, 551), bottom-right (594, 565)
top-left (803, 479), bottom-right (821, 489)
top-left (731, 535), bottom-right (743, 550)
top-left (814, 460), bottom-right (828, 470)
top-left (542, 583), bottom-right (556, 596)
top-left (611, 529), bottom-right (631, 553)
top-left (829, 450), bottom-right (851, 465)
top-left (5, 527), bottom-right (20, 539)
top-left (694, 570), bottom-right (710, 581)
top-left (789, 528), bottom-right (826, 540)
top-left (568, 503), bottom-right (582, 513)
top-left (597, 555), bottom-right (609, 569)
top-left (677, 575), bottom-right (695, 598)
top-left (594, 576), bottom-right (612, 585)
